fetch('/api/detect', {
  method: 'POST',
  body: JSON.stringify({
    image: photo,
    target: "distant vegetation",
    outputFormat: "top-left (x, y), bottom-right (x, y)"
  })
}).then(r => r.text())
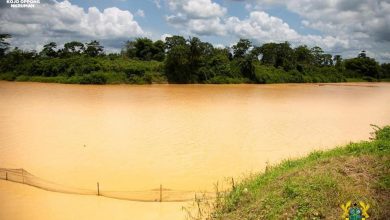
top-left (1, 34), bottom-right (389, 84)
top-left (186, 125), bottom-right (390, 219)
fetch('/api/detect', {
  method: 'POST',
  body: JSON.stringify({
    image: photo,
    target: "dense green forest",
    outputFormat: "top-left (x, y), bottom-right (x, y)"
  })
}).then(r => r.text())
top-left (0, 34), bottom-right (389, 84)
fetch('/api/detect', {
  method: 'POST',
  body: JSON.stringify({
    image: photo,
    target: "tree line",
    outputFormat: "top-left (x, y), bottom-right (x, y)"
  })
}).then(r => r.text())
top-left (0, 33), bottom-right (389, 84)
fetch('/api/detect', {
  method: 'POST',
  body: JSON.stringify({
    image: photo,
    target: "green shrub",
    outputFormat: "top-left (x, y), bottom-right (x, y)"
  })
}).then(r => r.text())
top-left (15, 75), bottom-right (30, 81)
top-left (207, 76), bottom-right (247, 84)
top-left (362, 76), bottom-right (378, 82)
top-left (64, 76), bottom-right (83, 84)
top-left (127, 74), bottom-right (148, 84)
top-left (0, 72), bottom-right (18, 81)
top-left (373, 125), bottom-right (390, 140)
top-left (80, 72), bottom-right (108, 84)
top-left (89, 71), bottom-right (127, 84)
top-left (125, 68), bottom-right (145, 77)
top-left (29, 76), bottom-right (68, 83)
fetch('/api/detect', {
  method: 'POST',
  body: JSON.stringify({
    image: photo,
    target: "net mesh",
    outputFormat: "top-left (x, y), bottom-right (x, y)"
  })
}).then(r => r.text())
top-left (0, 168), bottom-right (215, 202)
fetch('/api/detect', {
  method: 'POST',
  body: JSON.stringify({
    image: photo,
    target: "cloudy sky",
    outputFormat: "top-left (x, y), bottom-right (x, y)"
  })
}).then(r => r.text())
top-left (0, 0), bottom-right (389, 62)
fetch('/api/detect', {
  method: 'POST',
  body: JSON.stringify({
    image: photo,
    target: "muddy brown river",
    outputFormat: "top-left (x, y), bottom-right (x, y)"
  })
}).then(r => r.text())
top-left (1, 81), bottom-right (390, 219)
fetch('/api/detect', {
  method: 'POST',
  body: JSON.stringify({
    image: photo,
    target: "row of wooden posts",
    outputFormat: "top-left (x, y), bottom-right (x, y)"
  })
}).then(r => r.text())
top-left (3, 171), bottom-right (24, 183)
top-left (95, 182), bottom-right (163, 202)
top-left (3, 171), bottom-right (165, 202)
top-left (2, 171), bottom-right (237, 203)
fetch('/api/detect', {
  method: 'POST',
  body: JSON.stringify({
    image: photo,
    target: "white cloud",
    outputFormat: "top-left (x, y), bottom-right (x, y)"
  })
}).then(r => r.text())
top-left (82, 6), bottom-right (144, 38)
top-left (226, 11), bottom-right (299, 42)
top-left (213, 43), bottom-right (225, 49)
top-left (187, 17), bottom-right (226, 36)
top-left (280, 0), bottom-right (390, 42)
top-left (244, 3), bottom-right (252, 11)
top-left (165, 0), bottom-right (227, 36)
top-left (225, 11), bottom-right (349, 50)
top-left (166, 1), bottom-right (319, 42)
top-left (135, 9), bottom-right (145, 17)
top-left (154, 0), bottom-right (162, 9)
top-left (0, 0), bottom-right (144, 51)
top-left (167, 0), bottom-right (226, 19)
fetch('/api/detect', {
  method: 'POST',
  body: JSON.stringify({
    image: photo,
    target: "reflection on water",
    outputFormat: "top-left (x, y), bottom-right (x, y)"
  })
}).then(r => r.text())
top-left (1, 81), bottom-right (390, 219)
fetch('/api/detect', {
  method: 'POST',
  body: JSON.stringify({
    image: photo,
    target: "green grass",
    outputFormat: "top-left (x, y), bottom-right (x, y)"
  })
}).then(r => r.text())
top-left (189, 125), bottom-right (390, 220)
top-left (346, 78), bottom-right (369, 82)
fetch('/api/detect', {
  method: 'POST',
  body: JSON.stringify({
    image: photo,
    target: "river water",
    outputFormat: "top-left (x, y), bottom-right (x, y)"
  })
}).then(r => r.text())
top-left (0, 81), bottom-right (389, 219)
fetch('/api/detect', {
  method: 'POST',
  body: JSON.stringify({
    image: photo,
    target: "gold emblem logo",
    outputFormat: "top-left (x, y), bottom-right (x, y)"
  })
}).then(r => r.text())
top-left (341, 201), bottom-right (370, 220)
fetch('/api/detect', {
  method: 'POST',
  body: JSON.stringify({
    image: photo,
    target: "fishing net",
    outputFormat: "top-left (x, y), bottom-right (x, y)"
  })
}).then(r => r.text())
top-left (0, 168), bottom-right (215, 202)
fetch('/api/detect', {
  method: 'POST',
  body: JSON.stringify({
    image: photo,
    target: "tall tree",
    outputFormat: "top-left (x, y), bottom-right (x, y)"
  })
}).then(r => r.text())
top-left (259, 43), bottom-right (278, 66)
top-left (123, 38), bottom-right (165, 61)
top-left (333, 55), bottom-right (343, 71)
top-left (123, 40), bottom-right (136, 58)
top-left (232, 39), bottom-right (251, 59)
top-left (358, 50), bottom-right (367, 58)
top-left (322, 54), bottom-right (334, 66)
top-left (134, 38), bottom-right (154, 60)
top-left (344, 53), bottom-right (380, 79)
top-left (40, 42), bottom-right (58, 58)
top-left (275, 42), bottom-right (295, 71)
top-left (310, 46), bottom-right (324, 66)
top-left (187, 37), bottom-right (215, 82)
top-left (165, 43), bottom-right (190, 83)
top-left (165, 35), bottom-right (187, 51)
top-left (294, 45), bottom-right (313, 65)
top-left (85, 40), bottom-right (104, 57)
top-left (259, 42), bottom-right (295, 71)
top-left (380, 63), bottom-right (390, 78)
top-left (0, 34), bottom-right (11, 57)
top-left (232, 39), bottom-right (256, 80)
top-left (152, 40), bottom-right (165, 61)
top-left (294, 45), bottom-right (313, 72)
top-left (64, 41), bottom-right (85, 54)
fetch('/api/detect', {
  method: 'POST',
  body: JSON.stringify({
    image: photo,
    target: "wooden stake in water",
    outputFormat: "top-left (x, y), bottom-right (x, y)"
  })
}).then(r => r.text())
top-left (22, 169), bottom-right (24, 184)
top-left (160, 184), bottom-right (162, 202)
top-left (5, 172), bottom-right (7, 181)
top-left (97, 182), bottom-right (100, 196)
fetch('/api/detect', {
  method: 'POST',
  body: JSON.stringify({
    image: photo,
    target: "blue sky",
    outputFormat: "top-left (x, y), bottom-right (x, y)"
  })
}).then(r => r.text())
top-left (0, 0), bottom-right (389, 62)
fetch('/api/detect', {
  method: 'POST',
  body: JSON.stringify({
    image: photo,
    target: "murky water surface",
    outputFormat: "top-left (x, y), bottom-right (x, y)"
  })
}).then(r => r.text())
top-left (1, 82), bottom-right (390, 219)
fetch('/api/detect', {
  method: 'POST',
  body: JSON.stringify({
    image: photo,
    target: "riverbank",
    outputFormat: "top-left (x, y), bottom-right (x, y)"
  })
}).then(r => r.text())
top-left (194, 125), bottom-right (390, 219)
top-left (2, 72), bottom-right (389, 85)
top-left (0, 55), bottom-right (371, 85)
